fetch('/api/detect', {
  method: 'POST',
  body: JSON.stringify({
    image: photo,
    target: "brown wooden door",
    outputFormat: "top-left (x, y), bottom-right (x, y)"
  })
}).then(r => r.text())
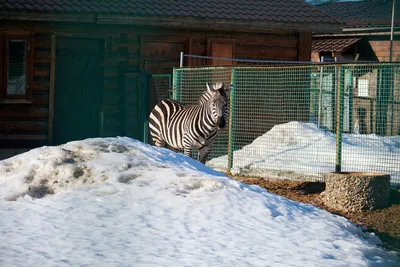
top-left (53, 38), bottom-right (104, 145)
top-left (211, 43), bottom-right (233, 66)
top-left (207, 39), bottom-right (235, 66)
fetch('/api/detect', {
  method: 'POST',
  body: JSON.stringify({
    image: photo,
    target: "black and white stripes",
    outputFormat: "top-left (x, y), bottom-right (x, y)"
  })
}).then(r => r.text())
top-left (149, 82), bottom-right (232, 163)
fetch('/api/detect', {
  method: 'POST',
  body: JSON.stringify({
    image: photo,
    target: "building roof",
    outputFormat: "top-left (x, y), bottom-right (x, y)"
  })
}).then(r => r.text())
top-left (317, 0), bottom-right (400, 28)
top-left (312, 38), bottom-right (360, 52)
top-left (0, 0), bottom-right (343, 32)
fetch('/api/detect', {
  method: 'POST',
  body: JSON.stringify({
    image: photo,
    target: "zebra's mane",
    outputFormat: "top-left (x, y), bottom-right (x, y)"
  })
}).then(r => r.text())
top-left (198, 91), bottom-right (212, 105)
top-left (198, 82), bottom-right (226, 105)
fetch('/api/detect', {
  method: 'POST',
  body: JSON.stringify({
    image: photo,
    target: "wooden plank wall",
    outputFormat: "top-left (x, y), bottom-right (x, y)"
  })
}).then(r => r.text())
top-left (369, 40), bottom-right (400, 62)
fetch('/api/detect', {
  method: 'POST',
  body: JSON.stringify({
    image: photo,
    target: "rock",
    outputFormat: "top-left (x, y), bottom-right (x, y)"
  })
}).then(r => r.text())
top-left (323, 172), bottom-right (390, 212)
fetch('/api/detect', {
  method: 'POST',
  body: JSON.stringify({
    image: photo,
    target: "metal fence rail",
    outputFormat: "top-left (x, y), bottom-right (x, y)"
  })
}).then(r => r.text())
top-left (172, 63), bottom-right (400, 185)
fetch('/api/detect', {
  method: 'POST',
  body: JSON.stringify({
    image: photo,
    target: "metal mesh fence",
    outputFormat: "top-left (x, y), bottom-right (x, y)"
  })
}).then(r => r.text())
top-left (151, 74), bottom-right (172, 102)
top-left (338, 64), bottom-right (400, 185)
top-left (172, 63), bottom-right (400, 185)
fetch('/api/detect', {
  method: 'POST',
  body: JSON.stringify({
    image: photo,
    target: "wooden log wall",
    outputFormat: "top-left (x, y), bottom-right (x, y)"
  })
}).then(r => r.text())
top-left (0, 31), bottom-right (51, 148)
top-left (189, 31), bottom-right (306, 65)
top-left (369, 40), bottom-right (400, 62)
top-left (103, 33), bottom-right (141, 138)
top-left (66, 31), bottom-right (142, 140)
top-left (1, 22), bottom-right (142, 148)
top-left (1, 22), bottom-right (313, 149)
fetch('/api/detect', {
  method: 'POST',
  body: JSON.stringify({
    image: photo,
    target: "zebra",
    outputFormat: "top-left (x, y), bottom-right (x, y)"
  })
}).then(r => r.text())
top-left (148, 82), bottom-right (232, 163)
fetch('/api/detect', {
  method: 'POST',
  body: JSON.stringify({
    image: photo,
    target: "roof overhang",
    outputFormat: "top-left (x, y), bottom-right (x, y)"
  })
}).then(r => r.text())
top-left (314, 18), bottom-right (400, 37)
top-left (312, 38), bottom-right (360, 53)
top-left (314, 28), bottom-right (400, 38)
top-left (0, 10), bottom-right (344, 34)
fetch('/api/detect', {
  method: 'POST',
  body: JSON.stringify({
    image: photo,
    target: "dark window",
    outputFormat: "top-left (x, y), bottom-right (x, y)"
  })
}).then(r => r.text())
top-left (1, 34), bottom-right (33, 101)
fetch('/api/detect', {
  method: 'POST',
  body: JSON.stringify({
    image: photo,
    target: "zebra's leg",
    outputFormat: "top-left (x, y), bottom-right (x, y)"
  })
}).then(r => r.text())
top-left (198, 146), bottom-right (211, 164)
top-left (149, 128), bottom-right (166, 147)
top-left (152, 138), bottom-right (166, 148)
top-left (183, 147), bottom-right (193, 159)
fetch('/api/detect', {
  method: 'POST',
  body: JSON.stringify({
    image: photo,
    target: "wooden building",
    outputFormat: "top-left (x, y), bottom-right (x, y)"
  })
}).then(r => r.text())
top-left (311, 0), bottom-right (400, 136)
top-left (0, 0), bottom-right (342, 156)
top-left (312, 0), bottom-right (400, 62)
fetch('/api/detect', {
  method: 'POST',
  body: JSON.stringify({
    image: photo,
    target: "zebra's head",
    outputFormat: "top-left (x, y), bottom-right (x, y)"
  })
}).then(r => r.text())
top-left (205, 82), bottom-right (232, 129)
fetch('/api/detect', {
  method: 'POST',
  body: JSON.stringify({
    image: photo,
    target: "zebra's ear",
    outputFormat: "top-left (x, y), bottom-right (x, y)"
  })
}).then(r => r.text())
top-left (206, 82), bottom-right (216, 93)
top-left (224, 84), bottom-right (233, 94)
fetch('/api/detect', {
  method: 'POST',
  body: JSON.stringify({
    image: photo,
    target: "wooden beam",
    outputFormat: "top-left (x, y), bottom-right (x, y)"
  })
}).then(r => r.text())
top-left (34, 37), bottom-right (51, 49)
top-left (0, 11), bottom-right (96, 23)
top-left (237, 34), bottom-right (298, 46)
top-left (139, 35), bottom-right (145, 71)
top-left (33, 67), bottom-right (50, 77)
top-left (298, 32), bottom-right (312, 61)
top-left (187, 37), bottom-right (193, 67)
top-left (34, 50), bottom-right (51, 64)
top-left (0, 134), bottom-right (48, 140)
top-left (141, 34), bottom-right (189, 43)
top-left (0, 99), bottom-right (33, 104)
top-left (236, 44), bottom-right (298, 59)
top-left (314, 31), bottom-right (400, 38)
top-left (0, 107), bottom-right (48, 118)
top-left (0, 11), bottom-right (343, 34)
top-left (0, 121), bottom-right (48, 133)
top-left (52, 32), bottom-right (106, 39)
top-left (32, 81), bottom-right (50, 91)
top-left (96, 14), bottom-right (343, 34)
top-left (0, 32), bottom-right (3, 101)
top-left (32, 93), bottom-right (50, 105)
top-left (48, 34), bottom-right (56, 145)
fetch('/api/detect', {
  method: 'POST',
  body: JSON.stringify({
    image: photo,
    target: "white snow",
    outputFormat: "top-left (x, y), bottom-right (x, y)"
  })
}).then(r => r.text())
top-left (0, 136), bottom-right (399, 266)
top-left (207, 121), bottom-right (400, 183)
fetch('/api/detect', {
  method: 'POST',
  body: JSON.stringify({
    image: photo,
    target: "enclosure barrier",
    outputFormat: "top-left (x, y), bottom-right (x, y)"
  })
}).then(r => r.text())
top-left (171, 63), bottom-right (400, 185)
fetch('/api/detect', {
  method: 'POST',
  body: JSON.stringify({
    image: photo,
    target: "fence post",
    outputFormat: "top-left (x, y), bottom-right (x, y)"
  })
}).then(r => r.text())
top-left (228, 68), bottom-right (237, 172)
top-left (335, 65), bottom-right (345, 172)
top-left (180, 52), bottom-right (184, 68)
top-left (390, 65), bottom-right (395, 135)
top-left (141, 71), bottom-right (150, 143)
top-left (318, 56), bottom-right (324, 127)
top-left (376, 65), bottom-right (391, 135)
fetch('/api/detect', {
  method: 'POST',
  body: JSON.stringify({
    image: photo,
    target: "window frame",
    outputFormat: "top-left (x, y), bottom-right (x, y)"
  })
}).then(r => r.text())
top-left (1, 32), bottom-right (34, 103)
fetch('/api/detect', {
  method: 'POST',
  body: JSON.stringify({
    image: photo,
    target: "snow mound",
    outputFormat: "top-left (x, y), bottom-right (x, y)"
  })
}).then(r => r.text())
top-left (0, 137), bottom-right (224, 201)
top-left (0, 136), bottom-right (399, 266)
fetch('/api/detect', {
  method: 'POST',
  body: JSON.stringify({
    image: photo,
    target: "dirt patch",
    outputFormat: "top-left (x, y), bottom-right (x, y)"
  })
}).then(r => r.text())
top-left (231, 175), bottom-right (400, 253)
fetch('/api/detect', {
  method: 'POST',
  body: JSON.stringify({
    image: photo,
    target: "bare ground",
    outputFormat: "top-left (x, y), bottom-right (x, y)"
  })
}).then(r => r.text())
top-left (230, 175), bottom-right (400, 253)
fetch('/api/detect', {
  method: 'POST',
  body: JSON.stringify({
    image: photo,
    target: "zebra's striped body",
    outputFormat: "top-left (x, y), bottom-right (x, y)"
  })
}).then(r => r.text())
top-left (149, 82), bottom-right (232, 163)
